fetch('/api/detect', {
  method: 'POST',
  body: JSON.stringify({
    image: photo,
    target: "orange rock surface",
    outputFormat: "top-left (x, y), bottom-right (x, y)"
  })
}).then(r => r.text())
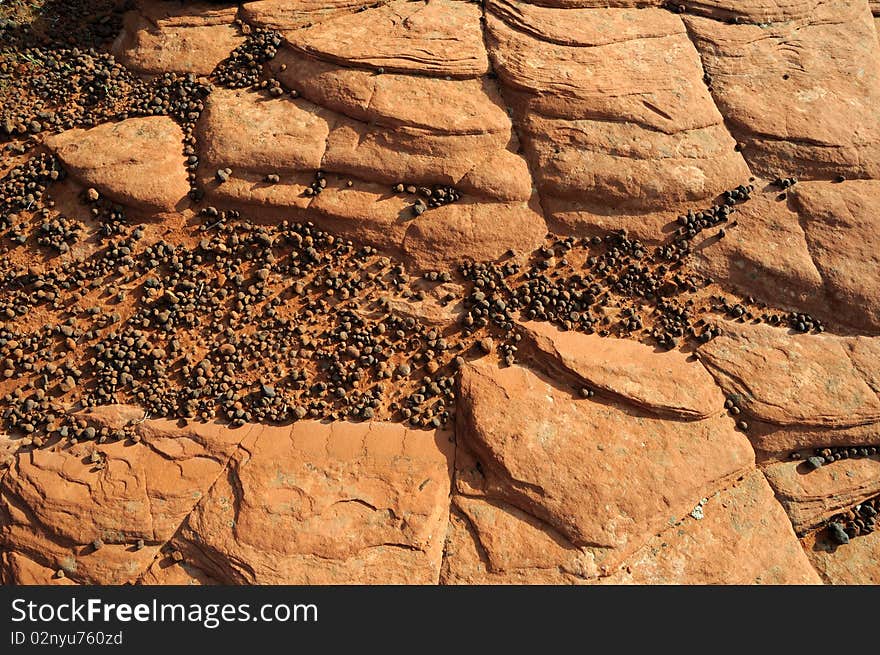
top-left (2, 0), bottom-right (880, 586)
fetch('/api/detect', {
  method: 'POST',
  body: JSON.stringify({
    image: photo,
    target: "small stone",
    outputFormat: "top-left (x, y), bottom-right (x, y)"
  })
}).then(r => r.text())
top-left (86, 188), bottom-right (100, 202)
top-left (828, 522), bottom-right (850, 545)
top-left (806, 456), bottom-right (825, 470)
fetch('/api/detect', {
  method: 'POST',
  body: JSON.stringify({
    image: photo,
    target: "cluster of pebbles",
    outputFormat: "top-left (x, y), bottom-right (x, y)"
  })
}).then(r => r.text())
top-left (0, 151), bottom-right (63, 231)
top-left (826, 496), bottom-right (879, 545)
top-left (789, 444), bottom-right (880, 545)
top-left (802, 445), bottom-right (880, 470)
top-left (0, 151), bottom-right (851, 460)
top-left (211, 25), bottom-right (281, 90)
top-left (392, 183), bottom-right (463, 216)
top-left (0, 0), bottom-right (123, 52)
top-left (0, 180), bottom-right (477, 446)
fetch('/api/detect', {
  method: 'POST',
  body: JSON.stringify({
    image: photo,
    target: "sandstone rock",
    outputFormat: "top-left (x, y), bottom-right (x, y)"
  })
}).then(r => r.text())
top-left (846, 337), bottom-right (880, 395)
top-left (455, 359), bottom-right (754, 569)
top-left (600, 471), bottom-right (821, 584)
top-left (79, 404), bottom-right (148, 431)
top-left (199, 52), bottom-right (542, 270)
top-left (486, 5), bottom-right (750, 234)
top-left (517, 320), bottom-right (725, 419)
top-left (0, 551), bottom-right (76, 585)
top-left (0, 407), bottom-right (247, 584)
top-left (440, 497), bottom-right (598, 584)
top-left (803, 528), bottom-right (880, 584)
top-left (692, 180), bottom-right (880, 334)
top-left (194, 87), bottom-right (330, 217)
top-left (789, 181), bottom-right (880, 331)
top-left (215, 175), bottom-right (547, 271)
top-left (9, 0), bottom-right (880, 588)
top-left (763, 457), bottom-right (880, 534)
top-left (241, 0), bottom-right (373, 32)
top-left (401, 199), bottom-right (546, 271)
top-left (681, 0), bottom-right (824, 22)
top-left (169, 421), bottom-right (454, 584)
top-left (44, 116), bottom-right (190, 212)
top-left (284, 0), bottom-right (489, 77)
top-left (487, 7), bottom-right (703, 126)
top-left (698, 322), bottom-right (880, 428)
top-left (138, 557), bottom-right (218, 585)
top-left (685, 2), bottom-right (880, 180)
top-left (542, 198), bottom-right (676, 245)
top-left (271, 50), bottom-right (511, 134)
top-left (112, 1), bottom-right (244, 76)
top-left (197, 88), bottom-right (330, 177)
top-left (306, 179), bottom-right (413, 255)
top-left (489, 0), bottom-right (670, 47)
top-left (698, 323), bottom-right (880, 455)
top-left (691, 189), bottom-right (825, 316)
top-left (322, 118), bottom-right (532, 202)
top-left (0, 417), bottom-right (456, 586)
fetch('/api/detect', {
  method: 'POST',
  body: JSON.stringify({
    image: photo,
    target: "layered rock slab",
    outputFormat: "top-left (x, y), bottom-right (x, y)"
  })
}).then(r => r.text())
top-left (685, 1), bottom-right (880, 180)
top-left (0, 406), bottom-right (247, 585)
top-left (271, 52), bottom-right (511, 134)
top-left (241, 0), bottom-right (375, 32)
top-left (516, 320), bottom-right (724, 420)
top-left (168, 421), bottom-right (455, 585)
top-left (440, 496), bottom-right (599, 584)
top-left (198, 65), bottom-right (545, 269)
top-left (442, 472), bottom-right (818, 584)
top-left (195, 87), bottom-right (330, 213)
top-left (690, 187), bottom-right (826, 320)
top-left (764, 456), bottom-right (880, 534)
top-left (112, 0), bottom-right (244, 76)
top-left (486, 4), bottom-right (750, 238)
top-left (680, 0), bottom-right (826, 22)
top-left (454, 356), bottom-right (755, 571)
top-left (0, 416), bottom-right (455, 585)
top-left (43, 116), bottom-right (190, 213)
top-left (698, 322), bottom-right (880, 454)
top-left (691, 180), bottom-right (880, 334)
top-left (699, 323), bottom-right (880, 427)
top-left (281, 0), bottom-right (489, 77)
top-left (599, 471), bottom-right (821, 584)
top-left (803, 528), bottom-right (880, 584)
top-left (789, 181), bottom-right (880, 332)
